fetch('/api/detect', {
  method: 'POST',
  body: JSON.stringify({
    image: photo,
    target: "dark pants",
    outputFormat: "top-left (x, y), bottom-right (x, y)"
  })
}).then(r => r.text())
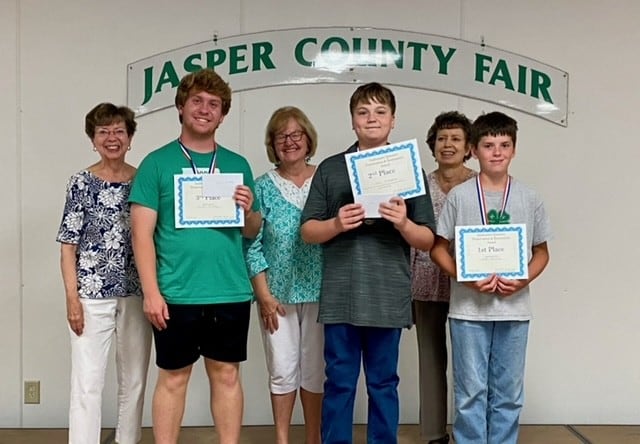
top-left (321, 323), bottom-right (401, 444)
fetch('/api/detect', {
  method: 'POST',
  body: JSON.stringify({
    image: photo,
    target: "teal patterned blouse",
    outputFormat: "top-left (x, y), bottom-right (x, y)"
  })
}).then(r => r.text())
top-left (245, 170), bottom-right (322, 304)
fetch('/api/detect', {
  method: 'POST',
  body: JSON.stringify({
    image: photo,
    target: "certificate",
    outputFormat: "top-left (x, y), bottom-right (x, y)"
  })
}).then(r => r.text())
top-left (345, 139), bottom-right (426, 218)
top-left (355, 193), bottom-right (395, 218)
top-left (174, 174), bottom-right (244, 228)
top-left (455, 224), bottom-right (528, 281)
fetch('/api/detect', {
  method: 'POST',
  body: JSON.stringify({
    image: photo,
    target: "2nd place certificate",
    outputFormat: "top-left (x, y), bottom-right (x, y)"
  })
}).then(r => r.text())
top-left (344, 139), bottom-right (426, 218)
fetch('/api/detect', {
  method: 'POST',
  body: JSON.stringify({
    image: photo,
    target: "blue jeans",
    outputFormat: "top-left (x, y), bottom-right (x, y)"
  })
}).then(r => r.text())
top-left (322, 323), bottom-right (401, 444)
top-left (450, 319), bottom-right (529, 444)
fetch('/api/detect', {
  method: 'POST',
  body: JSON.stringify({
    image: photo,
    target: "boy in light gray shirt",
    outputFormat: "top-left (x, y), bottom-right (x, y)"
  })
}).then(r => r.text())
top-left (431, 111), bottom-right (552, 444)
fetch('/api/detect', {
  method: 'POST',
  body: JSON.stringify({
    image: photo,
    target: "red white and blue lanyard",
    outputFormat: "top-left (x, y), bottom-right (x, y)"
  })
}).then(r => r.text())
top-left (475, 175), bottom-right (511, 225)
top-left (178, 139), bottom-right (217, 174)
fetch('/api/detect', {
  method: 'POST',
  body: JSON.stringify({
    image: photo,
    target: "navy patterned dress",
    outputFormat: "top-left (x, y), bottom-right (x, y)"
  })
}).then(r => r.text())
top-left (56, 170), bottom-right (140, 299)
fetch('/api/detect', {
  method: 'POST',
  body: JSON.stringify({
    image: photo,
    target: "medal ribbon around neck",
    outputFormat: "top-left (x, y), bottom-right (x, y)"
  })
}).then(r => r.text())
top-left (178, 140), bottom-right (217, 174)
top-left (475, 175), bottom-right (511, 225)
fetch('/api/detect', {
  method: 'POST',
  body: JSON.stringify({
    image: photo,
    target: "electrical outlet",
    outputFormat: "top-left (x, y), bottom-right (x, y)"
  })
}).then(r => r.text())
top-left (24, 380), bottom-right (40, 404)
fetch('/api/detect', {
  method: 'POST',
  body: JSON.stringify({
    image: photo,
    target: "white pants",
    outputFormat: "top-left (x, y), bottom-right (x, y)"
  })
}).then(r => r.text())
top-left (259, 302), bottom-right (324, 394)
top-left (68, 297), bottom-right (151, 444)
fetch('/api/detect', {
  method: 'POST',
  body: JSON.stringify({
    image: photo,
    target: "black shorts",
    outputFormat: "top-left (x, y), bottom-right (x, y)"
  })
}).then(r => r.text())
top-left (152, 301), bottom-right (251, 370)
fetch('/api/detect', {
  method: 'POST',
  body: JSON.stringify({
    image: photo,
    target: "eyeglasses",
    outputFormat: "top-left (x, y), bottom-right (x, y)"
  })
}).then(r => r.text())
top-left (95, 128), bottom-right (128, 138)
top-left (274, 131), bottom-right (304, 144)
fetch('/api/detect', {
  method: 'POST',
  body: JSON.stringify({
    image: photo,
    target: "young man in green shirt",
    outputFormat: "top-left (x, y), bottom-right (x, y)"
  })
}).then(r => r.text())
top-left (130, 68), bottom-right (261, 444)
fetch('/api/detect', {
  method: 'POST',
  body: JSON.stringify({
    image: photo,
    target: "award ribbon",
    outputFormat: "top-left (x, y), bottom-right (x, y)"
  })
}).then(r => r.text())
top-left (178, 139), bottom-right (217, 174)
top-left (476, 175), bottom-right (511, 225)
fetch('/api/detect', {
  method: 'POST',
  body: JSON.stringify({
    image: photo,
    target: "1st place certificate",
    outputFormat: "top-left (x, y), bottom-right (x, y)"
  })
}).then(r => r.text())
top-left (345, 139), bottom-right (426, 218)
top-left (174, 173), bottom-right (244, 228)
top-left (455, 224), bottom-right (529, 282)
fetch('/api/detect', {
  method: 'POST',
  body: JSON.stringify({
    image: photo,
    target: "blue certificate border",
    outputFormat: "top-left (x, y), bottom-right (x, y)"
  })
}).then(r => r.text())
top-left (458, 225), bottom-right (527, 280)
top-left (347, 140), bottom-right (423, 198)
top-left (176, 176), bottom-right (242, 227)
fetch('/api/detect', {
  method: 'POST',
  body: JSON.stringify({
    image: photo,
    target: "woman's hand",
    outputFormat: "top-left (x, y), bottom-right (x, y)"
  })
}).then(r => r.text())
top-left (66, 297), bottom-right (84, 336)
top-left (259, 294), bottom-right (286, 334)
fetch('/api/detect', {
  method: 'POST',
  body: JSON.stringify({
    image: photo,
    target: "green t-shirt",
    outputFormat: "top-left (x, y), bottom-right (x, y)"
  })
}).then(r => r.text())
top-left (129, 140), bottom-right (259, 305)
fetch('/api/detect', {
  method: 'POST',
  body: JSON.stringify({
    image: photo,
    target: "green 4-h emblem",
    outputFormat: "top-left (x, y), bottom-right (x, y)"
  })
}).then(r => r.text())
top-left (487, 209), bottom-right (510, 224)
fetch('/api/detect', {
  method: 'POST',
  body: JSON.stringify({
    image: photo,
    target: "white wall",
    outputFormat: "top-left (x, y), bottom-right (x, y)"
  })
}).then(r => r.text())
top-left (3, 0), bottom-right (639, 428)
top-left (0, 0), bottom-right (22, 427)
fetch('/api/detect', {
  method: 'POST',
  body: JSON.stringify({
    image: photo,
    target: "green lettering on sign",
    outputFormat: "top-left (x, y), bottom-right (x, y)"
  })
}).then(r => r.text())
top-left (252, 42), bottom-right (275, 71)
top-left (381, 39), bottom-right (404, 68)
top-left (206, 49), bottom-right (226, 69)
top-left (475, 53), bottom-right (493, 82)
top-left (406, 42), bottom-right (429, 71)
top-left (295, 37), bottom-right (316, 67)
top-left (475, 53), bottom-right (554, 103)
top-left (184, 53), bottom-right (203, 72)
top-left (431, 45), bottom-right (456, 74)
top-left (489, 59), bottom-right (515, 91)
top-left (531, 69), bottom-right (553, 103)
top-left (229, 44), bottom-right (249, 74)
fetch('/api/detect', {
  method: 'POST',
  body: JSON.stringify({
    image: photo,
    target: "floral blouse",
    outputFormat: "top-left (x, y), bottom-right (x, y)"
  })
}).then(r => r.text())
top-left (56, 170), bottom-right (140, 299)
top-left (245, 170), bottom-right (322, 304)
top-left (411, 169), bottom-right (477, 303)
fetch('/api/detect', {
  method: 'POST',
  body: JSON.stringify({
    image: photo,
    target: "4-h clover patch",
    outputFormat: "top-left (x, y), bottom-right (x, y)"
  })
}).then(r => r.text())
top-left (487, 209), bottom-right (510, 225)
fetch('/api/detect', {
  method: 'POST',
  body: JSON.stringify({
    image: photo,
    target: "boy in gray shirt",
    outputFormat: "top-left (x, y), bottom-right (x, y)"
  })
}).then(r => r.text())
top-left (431, 111), bottom-right (552, 444)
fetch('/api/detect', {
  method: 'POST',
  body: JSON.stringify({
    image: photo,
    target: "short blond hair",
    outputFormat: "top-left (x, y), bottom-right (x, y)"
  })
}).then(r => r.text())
top-left (264, 106), bottom-right (318, 164)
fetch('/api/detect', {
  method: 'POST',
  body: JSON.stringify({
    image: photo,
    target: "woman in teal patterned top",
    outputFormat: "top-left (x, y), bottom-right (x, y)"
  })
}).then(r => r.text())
top-left (245, 106), bottom-right (323, 444)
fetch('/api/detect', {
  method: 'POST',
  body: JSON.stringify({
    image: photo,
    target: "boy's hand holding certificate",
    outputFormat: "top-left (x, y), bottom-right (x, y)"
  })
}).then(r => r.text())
top-left (345, 139), bottom-right (426, 218)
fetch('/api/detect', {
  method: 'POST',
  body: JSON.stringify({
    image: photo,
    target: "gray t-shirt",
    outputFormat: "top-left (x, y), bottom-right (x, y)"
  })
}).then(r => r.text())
top-left (437, 177), bottom-right (552, 321)
top-left (302, 143), bottom-right (436, 328)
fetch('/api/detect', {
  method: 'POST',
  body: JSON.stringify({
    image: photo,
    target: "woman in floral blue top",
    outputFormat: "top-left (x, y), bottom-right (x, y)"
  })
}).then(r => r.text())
top-left (56, 103), bottom-right (151, 444)
top-left (246, 107), bottom-right (323, 444)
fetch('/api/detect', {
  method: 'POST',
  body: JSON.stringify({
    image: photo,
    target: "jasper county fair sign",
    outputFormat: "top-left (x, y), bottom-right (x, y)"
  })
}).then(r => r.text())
top-left (127, 27), bottom-right (568, 126)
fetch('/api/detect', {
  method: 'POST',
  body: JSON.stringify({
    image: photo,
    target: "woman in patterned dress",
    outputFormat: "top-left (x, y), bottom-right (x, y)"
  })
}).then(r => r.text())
top-left (411, 111), bottom-right (477, 444)
top-left (246, 106), bottom-right (323, 444)
top-left (57, 103), bottom-right (151, 444)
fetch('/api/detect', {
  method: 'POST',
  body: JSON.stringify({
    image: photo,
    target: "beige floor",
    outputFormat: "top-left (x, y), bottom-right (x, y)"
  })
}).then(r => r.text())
top-left (0, 425), bottom-right (638, 444)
